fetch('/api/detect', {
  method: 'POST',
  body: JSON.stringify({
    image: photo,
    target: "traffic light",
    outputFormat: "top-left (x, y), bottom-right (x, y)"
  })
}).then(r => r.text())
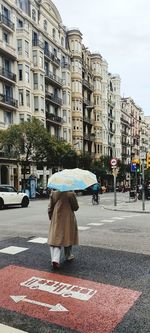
top-left (147, 153), bottom-right (150, 169)
top-left (136, 163), bottom-right (140, 173)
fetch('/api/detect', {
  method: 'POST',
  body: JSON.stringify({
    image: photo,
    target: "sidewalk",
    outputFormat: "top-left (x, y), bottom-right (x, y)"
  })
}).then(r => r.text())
top-left (103, 192), bottom-right (150, 213)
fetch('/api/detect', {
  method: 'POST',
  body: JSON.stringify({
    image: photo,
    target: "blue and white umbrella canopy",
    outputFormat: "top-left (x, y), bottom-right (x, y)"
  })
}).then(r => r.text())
top-left (47, 168), bottom-right (97, 192)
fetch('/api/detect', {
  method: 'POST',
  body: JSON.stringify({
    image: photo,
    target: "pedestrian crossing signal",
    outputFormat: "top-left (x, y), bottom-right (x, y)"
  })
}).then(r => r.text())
top-left (147, 153), bottom-right (150, 169)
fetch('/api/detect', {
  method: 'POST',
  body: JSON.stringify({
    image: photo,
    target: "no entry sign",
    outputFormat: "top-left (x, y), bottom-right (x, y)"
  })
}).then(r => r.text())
top-left (0, 265), bottom-right (141, 333)
top-left (110, 158), bottom-right (117, 166)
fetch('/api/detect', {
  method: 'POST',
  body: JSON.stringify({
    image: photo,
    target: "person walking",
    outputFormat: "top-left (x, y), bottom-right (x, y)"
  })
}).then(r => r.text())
top-left (48, 190), bottom-right (79, 269)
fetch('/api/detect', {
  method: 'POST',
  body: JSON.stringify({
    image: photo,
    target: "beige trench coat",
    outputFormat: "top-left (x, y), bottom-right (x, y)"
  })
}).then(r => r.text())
top-left (47, 191), bottom-right (79, 247)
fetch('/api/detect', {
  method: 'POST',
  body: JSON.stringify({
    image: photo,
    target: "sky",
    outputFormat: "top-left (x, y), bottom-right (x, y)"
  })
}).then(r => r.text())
top-left (53, 0), bottom-right (150, 115)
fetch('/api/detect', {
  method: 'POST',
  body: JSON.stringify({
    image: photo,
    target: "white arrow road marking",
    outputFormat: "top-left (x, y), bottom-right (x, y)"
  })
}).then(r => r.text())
top-left (10, 295), bottom-right (68, 312)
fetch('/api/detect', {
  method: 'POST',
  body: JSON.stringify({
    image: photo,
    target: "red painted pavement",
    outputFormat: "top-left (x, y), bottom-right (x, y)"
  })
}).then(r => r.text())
top-left (0, 265), bottom-right (141, 333)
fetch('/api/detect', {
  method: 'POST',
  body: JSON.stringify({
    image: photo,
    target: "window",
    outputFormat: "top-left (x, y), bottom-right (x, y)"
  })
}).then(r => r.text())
top-left (63, 110), bottom-right (67, 122)
top-left (19, 113), bottom-right (24, 123)
top-left (63, 128), bottom-right (67, 140)
top-left (61, 37), bottom-right (64, 47)
top-left (18, 64), bottom-right (23, 80)
top-left (33, 50), bottom-right (37, 66)
top-left (3, 30), bottom-right (9, 43)
top-left (34, 96), bottom-right (39, 111)
top-left (17, 39), bottom-right (22, 55)
top-left (19, 89), bottom-right (24, 105)
top-left (40, 74), bottom-right (43, 91)
top-left (17, 18), bottom-right (23, 28)
top-left (63, 91), bottom-right (66, 104)
top-left (40, 97), bottom-right (44, 112)
top-left (4, 111), bottom-right (12, 125)
top-left (32, 9), bottom-right (36, 21)
top-left (27, 114), bottom-right (31, 122)
top-left (25, 40), bottom-right (29, 57)
top-left (39, 52), bottom-right (43, 68)
top-left (26, 90), bottom-right (30, 107)
top-left (33, 73), bottom-right (38, 89)
top-left (25, 65), bottom-right (29, 82)
top-left (44, 20), bottom-right (47, 31)
top-left (52, 28), bottom-right (56, 39)
top-left (18, 0), bottom-right (30, 14)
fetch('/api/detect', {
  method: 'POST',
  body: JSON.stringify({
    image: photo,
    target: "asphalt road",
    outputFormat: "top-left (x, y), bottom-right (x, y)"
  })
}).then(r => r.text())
top-left (0, 193), bottom-right (149, 333)
top-left (0, 193), bottom-right (150, 255)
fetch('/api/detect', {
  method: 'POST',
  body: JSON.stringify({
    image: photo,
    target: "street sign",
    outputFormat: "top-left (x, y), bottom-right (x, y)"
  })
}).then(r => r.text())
top-left (110, 158), bottom-right (117, 166)
top-left (131, 163), bottom-right (137, 172)
top-left (140, 152), bottom-right (146, 160)
top-left (0, 265), bottom-right (141, 333)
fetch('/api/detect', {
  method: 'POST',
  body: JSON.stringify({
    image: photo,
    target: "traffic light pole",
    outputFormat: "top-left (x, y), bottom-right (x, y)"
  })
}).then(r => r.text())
top-left (141, 159), bottom-right (145, 211)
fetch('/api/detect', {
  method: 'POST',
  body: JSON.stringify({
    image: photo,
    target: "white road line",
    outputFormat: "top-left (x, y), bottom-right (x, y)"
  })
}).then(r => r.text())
top-left (28, 237), bottom-right (47, 244)
top-left (112, 217), bottom-right (124, 220)
top-left (0, 324), bottom-right (28, 332)
top-left (87, 223), bottom-right (104, 226)
top-left (101, 219), bottom-right (115, 223)
top-left (0, 246), bottom-right (28, 255)
top-left (78, 226), bottom-right (91, 230)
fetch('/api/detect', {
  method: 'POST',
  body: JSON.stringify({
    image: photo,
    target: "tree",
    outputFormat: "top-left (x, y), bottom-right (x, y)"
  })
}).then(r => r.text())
top-left (0, 118), bottom-right (55, 190)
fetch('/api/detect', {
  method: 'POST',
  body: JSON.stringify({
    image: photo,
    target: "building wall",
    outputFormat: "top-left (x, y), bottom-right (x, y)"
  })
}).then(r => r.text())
top-left (0, 0), bottom-right (149, 187)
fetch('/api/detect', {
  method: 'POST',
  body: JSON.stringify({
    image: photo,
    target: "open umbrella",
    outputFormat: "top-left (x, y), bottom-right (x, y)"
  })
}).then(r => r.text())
top-left (47, 168), bottom-right (97, 192)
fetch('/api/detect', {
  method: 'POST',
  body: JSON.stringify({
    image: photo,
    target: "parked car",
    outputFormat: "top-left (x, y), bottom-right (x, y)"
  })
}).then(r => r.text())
top-left (0, 185), bottom-right (29, 209)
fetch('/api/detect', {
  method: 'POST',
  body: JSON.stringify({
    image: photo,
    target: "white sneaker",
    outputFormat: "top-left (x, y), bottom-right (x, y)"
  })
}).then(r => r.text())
top-left (66, 254), bottom-right (75, 261)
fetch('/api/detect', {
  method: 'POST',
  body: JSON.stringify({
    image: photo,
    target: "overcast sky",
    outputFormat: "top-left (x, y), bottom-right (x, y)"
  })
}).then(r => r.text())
top-left (53, 0), bottom-right (150, 115)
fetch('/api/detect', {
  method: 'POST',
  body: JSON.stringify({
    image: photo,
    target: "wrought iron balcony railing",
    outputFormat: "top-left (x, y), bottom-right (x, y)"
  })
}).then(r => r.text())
top-left (0, 67), bottom-right (16, 82)
top-left (0, 13), bottom-right (14, 30)
top-left (45, 92), bottom-right (62, 106)
top-left (0, 94), bottom-right (18, 108)
top-left (46, 112), bottom-right (63, 124)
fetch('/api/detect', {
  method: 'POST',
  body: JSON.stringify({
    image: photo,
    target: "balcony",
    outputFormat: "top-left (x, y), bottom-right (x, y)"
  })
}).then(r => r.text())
top-left (108, 99), bottom-right (115, 108)
top-left (32, 39), bottom-right (44, 49)
top-left (83, 133), bottom-right (95, 141)
top-left (0, 13), bottom-right (14, 31)
top-left (45, 71), bottom-right (62, 88)
top-left (83, 99), bottom-right (94, 107)
top-left (109, 127), bottom-right (115, 134)
top-left (83, 117), bottom-right (94, 125)
top-left (83, 79), bottom-right (94, 92)
top-left (45, 92), bottom-right (62, 107)
top-left (46, 112), bottom-right (63, 125)
top-left (0, 67), bottom-right (16, 83)
top-left (0, 40), bottom-right (16, 60)
top-left (44, 49), bottom-right (60, 67)
top-left (0, 94), bottom-right (18, 109)
top-left (108, 113), bottom-right (115, 120)
top-left (61, 62), bottom-right (71, 70)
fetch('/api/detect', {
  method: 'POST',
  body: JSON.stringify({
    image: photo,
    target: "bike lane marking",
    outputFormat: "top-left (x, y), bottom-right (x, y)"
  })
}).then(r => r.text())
top-left (0, 265), bottom-right (141, 333)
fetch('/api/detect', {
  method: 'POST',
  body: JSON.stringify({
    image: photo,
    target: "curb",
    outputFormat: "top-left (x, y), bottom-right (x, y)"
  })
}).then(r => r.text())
top-left (102, 205), bottom-right (150, 214)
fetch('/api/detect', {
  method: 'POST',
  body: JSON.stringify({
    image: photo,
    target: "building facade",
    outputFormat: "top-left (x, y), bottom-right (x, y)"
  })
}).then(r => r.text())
top-left (0, 0), bottom-right (149, 188)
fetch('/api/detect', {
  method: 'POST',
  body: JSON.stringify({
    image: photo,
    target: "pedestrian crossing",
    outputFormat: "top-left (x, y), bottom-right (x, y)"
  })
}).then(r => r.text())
top-left (0, 214), bottom-right (141, 256)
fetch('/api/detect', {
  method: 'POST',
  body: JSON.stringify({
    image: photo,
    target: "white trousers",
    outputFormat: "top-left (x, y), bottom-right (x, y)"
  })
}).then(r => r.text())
top-left (50, 246), bottom-right (61, 264)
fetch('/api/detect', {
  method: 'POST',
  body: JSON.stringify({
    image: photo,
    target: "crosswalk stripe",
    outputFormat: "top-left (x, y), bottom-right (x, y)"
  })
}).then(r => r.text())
top-left (28, 237), bottom-right (47, 244)
top-left (0, 246), bottom-right (28, 255)
top-left (113, 217), bottom-right (124, 220)
top-left (87, 223), bottom-right (104, 226)
top-left (78, 226), bottom-right (90, 230)
top-left (0, 324), bottom-right (28, 332)
top-left (101, 220), bottom-right (115, 222)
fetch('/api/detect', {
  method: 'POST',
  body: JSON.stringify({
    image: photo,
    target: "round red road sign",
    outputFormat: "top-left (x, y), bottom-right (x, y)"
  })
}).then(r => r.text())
top-left (110, 158), bottom-right (117, 166)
